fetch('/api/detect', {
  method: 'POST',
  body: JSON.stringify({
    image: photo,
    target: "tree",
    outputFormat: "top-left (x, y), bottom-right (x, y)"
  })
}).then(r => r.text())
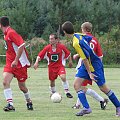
top-left (1, 0), bottom-right (38, 39)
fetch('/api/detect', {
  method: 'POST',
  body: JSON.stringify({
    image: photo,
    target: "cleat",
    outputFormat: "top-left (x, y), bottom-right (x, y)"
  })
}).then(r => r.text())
top-left (100, 98), bottom-right (108, 110)
top-left (66, 93), bottom-right (73, 98)
top-left (3, 103), bottom-right (15, 112)
top-left (50, 91), bottom-right (56, 97)
top-left (50, 93), bottom-right (53, 97)
top-left (26, 102), bottom-right (33, 110)
top-left (72, 104), bottom-right (80, 109)
top-left (116, 107), bottom-right (120, 117)
top-left (76, 107), bottom-right (92, 116)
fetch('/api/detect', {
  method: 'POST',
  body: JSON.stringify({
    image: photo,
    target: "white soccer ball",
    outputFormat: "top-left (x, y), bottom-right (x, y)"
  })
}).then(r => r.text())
top-left (51, 92), bottom-right (62, 103)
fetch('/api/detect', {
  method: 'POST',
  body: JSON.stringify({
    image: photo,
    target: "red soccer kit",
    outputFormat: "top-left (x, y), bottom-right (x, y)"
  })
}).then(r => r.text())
top-left (38, 43), bottom-right (71, 81)
top-left (81, 33), bottom-right (103, 86)
top-left (3, 27), bottom-right (30, 82)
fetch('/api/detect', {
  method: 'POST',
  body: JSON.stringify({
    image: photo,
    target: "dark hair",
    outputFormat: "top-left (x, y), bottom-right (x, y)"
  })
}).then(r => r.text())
top-left (50, 33), bottom-right (58, 39)
top-left (0, 16), bottom-right (10, 27)
top-left (62, 21), bottom-right (74, 34)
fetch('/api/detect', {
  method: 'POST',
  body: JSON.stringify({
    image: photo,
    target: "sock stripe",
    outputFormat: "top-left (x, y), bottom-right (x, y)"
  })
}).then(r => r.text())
top-left (77, 90), bottom-right (84, 94)
top-left (106, 90), bottom-right (113, 97)
top-left (7, 99), bottom-right (13, 102)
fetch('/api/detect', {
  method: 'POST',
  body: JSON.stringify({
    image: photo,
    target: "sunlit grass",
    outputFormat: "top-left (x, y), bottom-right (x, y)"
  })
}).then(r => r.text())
top-left (0, 67), bottom-right (120, 120)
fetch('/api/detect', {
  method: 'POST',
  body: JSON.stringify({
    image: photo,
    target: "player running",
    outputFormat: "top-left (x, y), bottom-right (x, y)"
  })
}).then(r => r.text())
top-left (72, 22), bottom-right (108, 110)
top-left (62, 21), bottom-right (120, 116)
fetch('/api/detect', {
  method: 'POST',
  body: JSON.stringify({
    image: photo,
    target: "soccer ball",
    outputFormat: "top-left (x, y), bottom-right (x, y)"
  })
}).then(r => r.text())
top-left (51, 92), bottom-right (62, 103)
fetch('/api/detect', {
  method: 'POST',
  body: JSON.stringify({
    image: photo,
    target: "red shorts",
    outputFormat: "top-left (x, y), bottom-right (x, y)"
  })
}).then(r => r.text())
top-left (82, 79), bottom-right (92, 86)
top-left (48, 66), bottom-right (66, 81)
top-left (4, 66), bottom-right (28, 82)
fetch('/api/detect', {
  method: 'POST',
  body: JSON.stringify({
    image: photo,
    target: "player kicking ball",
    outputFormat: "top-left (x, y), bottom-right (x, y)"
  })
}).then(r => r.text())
top-left (34, 33), bottom-right (73, 98)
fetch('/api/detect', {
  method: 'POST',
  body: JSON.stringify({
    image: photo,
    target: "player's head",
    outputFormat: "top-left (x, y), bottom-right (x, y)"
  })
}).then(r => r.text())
top-left (49, 33), bottom-right (58, 45)
top-left (81, 22), bottom-right (92, 33)
top-left (62, 21), bottom-right (74, 37)
top-left (0, 16), bottom-right (10, 28)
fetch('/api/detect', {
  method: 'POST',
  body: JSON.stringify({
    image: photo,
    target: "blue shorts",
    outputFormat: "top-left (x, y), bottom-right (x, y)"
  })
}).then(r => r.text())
top-left (75, 67), bottom-right (105, 86)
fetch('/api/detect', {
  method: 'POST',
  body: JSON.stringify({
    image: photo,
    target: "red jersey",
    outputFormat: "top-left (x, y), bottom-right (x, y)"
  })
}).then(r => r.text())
top-left (38, 43), bottom-right (70, 68)
top-left (4, 27), bottom-right (30, 68)
top-left (87, 33), bottom-right (103, 57)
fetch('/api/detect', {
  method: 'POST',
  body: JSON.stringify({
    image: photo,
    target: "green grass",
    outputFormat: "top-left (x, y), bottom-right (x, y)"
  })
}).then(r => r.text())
top-left (0, 67), bottom-right (120, 120)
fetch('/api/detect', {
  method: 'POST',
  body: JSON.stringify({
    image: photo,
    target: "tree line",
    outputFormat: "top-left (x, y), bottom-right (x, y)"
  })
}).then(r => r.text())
top-left (0, 0), bottom-right (120, 65)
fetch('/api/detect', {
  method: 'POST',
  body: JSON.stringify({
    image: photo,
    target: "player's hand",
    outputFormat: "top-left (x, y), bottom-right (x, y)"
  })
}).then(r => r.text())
top-left (73, 54), bottom-right (79, 60)
top-left (89, 73), bottom-right (97, 82)
top-left (33, 63), bottom-right (38, 70)
top-left (11, 60), bottom-right (18, 68)
top-left (68, 61), bottom-right (73, 68)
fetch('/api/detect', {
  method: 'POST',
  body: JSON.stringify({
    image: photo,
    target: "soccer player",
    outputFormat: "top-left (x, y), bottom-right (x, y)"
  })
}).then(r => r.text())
top-left (0, 16), bottom-right (33, 111)
top-left (72, 22), bottom-right (108, 110)
top-left (62, 21), bottom-right (120, 116)
top-left (34, 33), bottom-right (73, 98)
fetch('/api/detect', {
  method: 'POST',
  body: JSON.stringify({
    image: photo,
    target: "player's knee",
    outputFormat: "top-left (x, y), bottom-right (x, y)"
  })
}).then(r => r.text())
top-left (19, 86), bottom-right (28, 93)
top-left (3, 81), bottom-right (10, 87)
top-left (99, 85), bottom-right (110, 94)
top-left (74, 83), bottom-right (81, 91)
top-left (61, 78), bottom-right (66, 82)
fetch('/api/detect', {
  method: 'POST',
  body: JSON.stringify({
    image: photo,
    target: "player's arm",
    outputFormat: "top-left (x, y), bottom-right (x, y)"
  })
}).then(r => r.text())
top-left (73, 54), bottom-right (79, 60)
top-left (34, 56), bottom-right (41, 70)
top-left (62, 44), bottom-right (73, 68)
top-left (96, 40), bottom-right (103, 61)
top-left (67, 54), bottom-right (73, 68)
top-left (34, 46), bottom-right (48, 70)
top-left (9, 32), bottom-right (25, 68)
top-left (11, 43), bottom-right (25, 68)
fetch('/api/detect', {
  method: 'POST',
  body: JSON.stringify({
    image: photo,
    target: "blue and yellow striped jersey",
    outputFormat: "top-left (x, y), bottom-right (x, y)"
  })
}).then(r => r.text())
top-left (73, 33), bottom-right (103, 72)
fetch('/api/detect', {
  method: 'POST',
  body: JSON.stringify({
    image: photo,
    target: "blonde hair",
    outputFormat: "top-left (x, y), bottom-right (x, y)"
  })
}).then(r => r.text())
top-left (81, 22), bottom-right (92, 32)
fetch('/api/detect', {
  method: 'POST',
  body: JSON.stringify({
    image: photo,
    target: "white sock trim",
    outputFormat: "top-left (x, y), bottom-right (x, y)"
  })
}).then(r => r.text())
top-left (86, 88), bottom-right (104, 102)
top-left (4, 88), bottom-right (13, 105)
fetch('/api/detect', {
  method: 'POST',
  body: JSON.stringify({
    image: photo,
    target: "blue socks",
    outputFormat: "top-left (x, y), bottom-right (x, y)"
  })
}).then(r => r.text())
top-left (77, 89), bottom-right (120, 109)
top-left (107, 90), bottom-right (120, 108)
top-left (77, 90), bottom-right (90, 108)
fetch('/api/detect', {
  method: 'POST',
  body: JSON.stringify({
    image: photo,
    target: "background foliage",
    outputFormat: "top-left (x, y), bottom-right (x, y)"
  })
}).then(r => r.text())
top-left (0, 0), bottom-right (120, 65)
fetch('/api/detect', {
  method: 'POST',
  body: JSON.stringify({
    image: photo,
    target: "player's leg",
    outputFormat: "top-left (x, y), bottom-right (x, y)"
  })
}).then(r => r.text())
top-left (48, 67), bottom-right (57, 96)
top-left (72, 80), bottom-right (90, 109)
top-left (59, 74), bottom-right (73, 98)
top-left (99, 84), bottom-right (120, 116)
top-left (18, 81), bottom-right (33, 110)
top-left (59, 67), bottom-right (73, 98)
top-left (74, 77), bottom-right (91, 116)
top-left (3, 72), bottom-right (15, 111)
top-left (49, 80), bottom-right (56, 95)
top-left (95, 68), bottom-right (120, 116)
top-left (72, 98), bottom-right (81, 109)
top-left (86, 88), bottom-right (108, 110)
top-left (17, 66), bottom-right (33, 110)
top-left (72, 86), bottom-right (108, 110)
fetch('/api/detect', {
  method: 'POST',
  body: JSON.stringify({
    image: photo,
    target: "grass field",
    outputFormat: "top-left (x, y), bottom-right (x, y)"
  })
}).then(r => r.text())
top-left (0, 67), bottom-right (120, 120)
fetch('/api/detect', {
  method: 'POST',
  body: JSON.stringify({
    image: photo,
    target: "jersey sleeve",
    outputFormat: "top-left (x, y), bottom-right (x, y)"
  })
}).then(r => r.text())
top-left (9, 31), bottom-right (25, 47)
top-left (38, 46), bottom-right (48, 60)
top-left (96, 42), bottom-right (103, 57)
top-left (73, 36), bottom-right (86, 60)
